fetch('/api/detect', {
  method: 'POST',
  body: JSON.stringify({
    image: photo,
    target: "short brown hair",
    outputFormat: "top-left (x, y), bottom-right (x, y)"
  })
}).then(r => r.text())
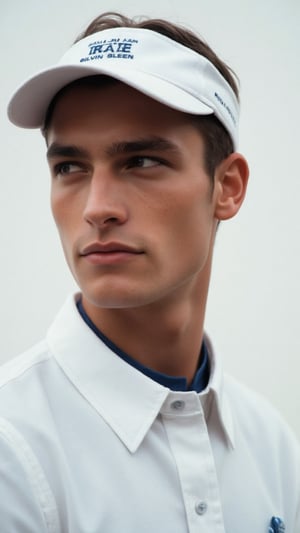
top-left (75, 12), bottom-right (238, 179)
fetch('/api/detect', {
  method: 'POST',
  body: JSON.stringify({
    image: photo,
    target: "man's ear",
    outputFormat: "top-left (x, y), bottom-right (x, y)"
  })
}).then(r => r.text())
top-left (214, 153), bottom-right (249, 221)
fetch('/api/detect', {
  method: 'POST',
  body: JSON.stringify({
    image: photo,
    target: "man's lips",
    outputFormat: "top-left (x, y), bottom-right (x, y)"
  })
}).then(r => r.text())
top-left (80, 242), bottom-right (143, 255)
top-left (79, 242), bottom-right (144, 265)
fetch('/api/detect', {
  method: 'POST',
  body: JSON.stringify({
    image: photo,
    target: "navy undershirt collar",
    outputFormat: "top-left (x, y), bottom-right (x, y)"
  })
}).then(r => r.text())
top-left (76, 298), bottom-right (210, 393)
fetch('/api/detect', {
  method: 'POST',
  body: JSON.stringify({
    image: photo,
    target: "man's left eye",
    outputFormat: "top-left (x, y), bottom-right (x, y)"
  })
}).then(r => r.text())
top-left (128, 156), bottom-right (161, 169)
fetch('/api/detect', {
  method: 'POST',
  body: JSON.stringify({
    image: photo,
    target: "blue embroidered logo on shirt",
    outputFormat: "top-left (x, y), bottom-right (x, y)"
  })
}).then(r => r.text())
top-left (268, 516), bottom-right (285, 533)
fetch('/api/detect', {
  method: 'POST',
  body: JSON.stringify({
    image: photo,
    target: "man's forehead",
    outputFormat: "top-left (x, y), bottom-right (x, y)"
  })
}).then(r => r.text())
top-left (44, 79), bottom-right (202, 138)
top-left (50, 74), bottom-right (119, 105)
top-left (45, 87), bottom-right (207, 158)
top-left (43, 75), bottom-right (120, 132)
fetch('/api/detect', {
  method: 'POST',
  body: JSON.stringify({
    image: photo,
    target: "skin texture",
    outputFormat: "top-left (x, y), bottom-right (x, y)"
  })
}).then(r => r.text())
top-left (47, 82), bottom-right (249, 382)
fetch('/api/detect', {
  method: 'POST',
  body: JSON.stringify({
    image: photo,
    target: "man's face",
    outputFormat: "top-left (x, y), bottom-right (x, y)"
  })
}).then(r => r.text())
top-left (47, 81), bottom-right (220, 311)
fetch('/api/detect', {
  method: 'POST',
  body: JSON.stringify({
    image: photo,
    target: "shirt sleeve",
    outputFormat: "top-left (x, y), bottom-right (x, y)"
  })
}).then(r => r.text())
top-left (0, 417), bottom-right (59, 533)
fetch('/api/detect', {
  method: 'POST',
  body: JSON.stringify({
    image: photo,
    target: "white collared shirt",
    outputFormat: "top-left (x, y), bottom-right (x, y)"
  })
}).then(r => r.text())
top-left (0, 294), bottom-right (299, 532)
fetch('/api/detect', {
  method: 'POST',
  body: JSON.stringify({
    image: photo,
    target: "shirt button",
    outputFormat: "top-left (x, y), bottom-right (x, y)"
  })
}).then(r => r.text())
top-left (195, 501), bottom-right (208, 515)
top-left (170, 400), bottom-right (185, 410)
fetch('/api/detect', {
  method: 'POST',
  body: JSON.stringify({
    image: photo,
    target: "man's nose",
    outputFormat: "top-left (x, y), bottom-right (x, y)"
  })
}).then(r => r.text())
top-left (83, 170), bottom-right (128, 228)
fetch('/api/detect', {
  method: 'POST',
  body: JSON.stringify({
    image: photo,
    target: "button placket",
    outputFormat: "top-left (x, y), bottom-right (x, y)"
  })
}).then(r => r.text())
top-left (161, 392), bottom-right (225, 531)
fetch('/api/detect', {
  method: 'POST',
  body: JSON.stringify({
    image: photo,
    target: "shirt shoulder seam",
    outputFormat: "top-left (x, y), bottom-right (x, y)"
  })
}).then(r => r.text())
top-left (0, 340), bottom-right (51, 391)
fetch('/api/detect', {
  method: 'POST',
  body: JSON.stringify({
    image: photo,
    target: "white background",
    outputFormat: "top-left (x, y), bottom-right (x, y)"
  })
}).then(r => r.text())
top-left (1, 0), bottom-right (299, 440)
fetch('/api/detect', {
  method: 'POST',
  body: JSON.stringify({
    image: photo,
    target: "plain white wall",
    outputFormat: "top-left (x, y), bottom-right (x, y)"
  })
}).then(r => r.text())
top-left (1, 0), bottom-right (299, 440)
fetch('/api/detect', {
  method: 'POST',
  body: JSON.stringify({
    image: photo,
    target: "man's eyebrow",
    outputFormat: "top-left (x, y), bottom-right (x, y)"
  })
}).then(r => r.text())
top-left (46, 137), bottom-right (180, 161)
top-left (105, 137), bottom-right (180, 157)
top-left (46, 143), bottom-right (89, 160)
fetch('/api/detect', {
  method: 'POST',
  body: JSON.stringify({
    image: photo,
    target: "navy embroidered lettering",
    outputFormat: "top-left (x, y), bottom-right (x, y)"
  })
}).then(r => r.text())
top-left (89, 42), bottom-right (134, 56)
top-left (107, 53), bottom-right (134, 60)
top-left (89, 45), bottom-right (102, 55)
top-left (117, 42), bottom-right (132, 53)
top-left (81, 39), bottom-right (137, 63)
top-left (214, 92), bottom-right (236, 125)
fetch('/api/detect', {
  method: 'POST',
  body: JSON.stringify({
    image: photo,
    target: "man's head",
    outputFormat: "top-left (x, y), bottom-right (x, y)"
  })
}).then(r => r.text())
top-left (7, 13), bottom-right (248, 313)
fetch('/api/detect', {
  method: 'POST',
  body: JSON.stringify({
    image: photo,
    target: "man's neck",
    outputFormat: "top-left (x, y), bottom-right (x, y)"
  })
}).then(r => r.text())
top-left (81, 282), bottom-right (208, 384)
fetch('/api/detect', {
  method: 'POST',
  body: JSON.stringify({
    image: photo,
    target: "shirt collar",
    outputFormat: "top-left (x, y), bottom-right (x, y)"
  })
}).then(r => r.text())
top-left (47, 293), bottom-right (235, 452)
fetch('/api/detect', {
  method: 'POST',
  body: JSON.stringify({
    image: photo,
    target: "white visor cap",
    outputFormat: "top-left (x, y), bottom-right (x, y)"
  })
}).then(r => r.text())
top-left (7, 27), bottom-right (239, 149)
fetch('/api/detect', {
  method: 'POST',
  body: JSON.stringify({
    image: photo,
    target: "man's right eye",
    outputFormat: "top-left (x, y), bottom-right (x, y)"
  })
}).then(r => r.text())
top-left (54, 162), bottom-right (82, 176)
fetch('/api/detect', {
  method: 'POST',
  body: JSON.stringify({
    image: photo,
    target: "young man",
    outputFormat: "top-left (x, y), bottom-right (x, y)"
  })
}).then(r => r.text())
top-left (2, 12), bottom-right (299, 533)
